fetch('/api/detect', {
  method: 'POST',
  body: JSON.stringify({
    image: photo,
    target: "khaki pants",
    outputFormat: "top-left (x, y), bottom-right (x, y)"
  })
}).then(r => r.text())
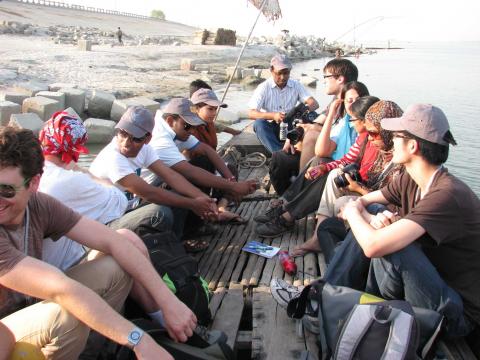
top-left (1, 256), bottom-right (132, 360)
top-left (316, 169), bottom-right (359, 218)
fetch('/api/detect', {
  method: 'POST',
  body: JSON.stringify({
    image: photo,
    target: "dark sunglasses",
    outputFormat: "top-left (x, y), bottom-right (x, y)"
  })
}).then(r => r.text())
top-left (367, 130), bottom-right (382, 140)
top-left (349, 117), bottom-right (362, 122)
top-left (117, 129), bottom-right (148, 144)
top-left (0, 178), bottom-right (31, 199)
top-left (184, 123), bottom-right (193, 131)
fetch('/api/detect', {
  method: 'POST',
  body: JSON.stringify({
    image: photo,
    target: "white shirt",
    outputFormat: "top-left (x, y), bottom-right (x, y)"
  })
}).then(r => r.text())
top-left (90, 138), bottom-right (159, 191)
top-left (39, 161), bottom-right (128, 270)
top-left (141, 112), bottom-right (200, 184)
top-left (248, 78), bottom-right (312, 114)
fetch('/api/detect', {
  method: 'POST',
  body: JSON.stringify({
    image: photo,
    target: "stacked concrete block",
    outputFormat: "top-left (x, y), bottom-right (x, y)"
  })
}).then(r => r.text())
top-left (14, 83), bottom-right (49, 96)
top-left (260, 69), bottom-right (271, 79)
top-left (225, 67), bottom-right (242, 80)
top-left (64, 107), bottom-right (82, 121)
top-left (9, 113), bottom-right (44, 136)
top-left (0, 101), bottom-right (21, 126)
top-left (49, 83), bottom-right (77, 92)
top-left (0, 92), bottom-right (30, 106)
top-left (241, 68), bottom-right (256, 79)
top-left (36, 91), bottom-right (66, 109)
top-left (78, 39), bottom-right (92, 51)
top-left (22, 96), bottom-right (63, 121)
top-left (84, 118), bottom-right (116, 144)
top-left (110, 97), bottom-right (160, 122)
top-left (217, 109), bottom-right (240, 125)
top-left (87, 90), bottom-right (116, 119)
top-left (59, 88), bottom-right (86, 114)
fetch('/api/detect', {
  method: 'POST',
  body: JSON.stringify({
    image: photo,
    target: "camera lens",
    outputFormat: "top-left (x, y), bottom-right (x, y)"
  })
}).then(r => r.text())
top-left (333, 173), bottom-right (349, 188)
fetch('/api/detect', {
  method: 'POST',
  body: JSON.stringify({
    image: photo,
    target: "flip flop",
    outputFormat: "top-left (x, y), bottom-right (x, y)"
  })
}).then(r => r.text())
top-left (183, 239), bottom-right (209, 253)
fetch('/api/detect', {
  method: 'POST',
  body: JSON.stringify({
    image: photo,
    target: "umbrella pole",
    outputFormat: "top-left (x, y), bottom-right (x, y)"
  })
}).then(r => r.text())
top-left (214, 0), bottom-right (268, 122)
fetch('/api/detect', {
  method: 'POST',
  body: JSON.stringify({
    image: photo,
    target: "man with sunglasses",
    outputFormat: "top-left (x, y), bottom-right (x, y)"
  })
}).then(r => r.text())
top-left (90, 106), bottom-right (218, 240)
top-left (0, 126), bottom-right (195, 359)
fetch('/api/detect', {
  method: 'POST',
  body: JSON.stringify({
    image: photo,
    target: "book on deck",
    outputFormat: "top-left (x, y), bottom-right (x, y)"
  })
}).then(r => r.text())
top-left (242, 241), bottom-right (280, 258)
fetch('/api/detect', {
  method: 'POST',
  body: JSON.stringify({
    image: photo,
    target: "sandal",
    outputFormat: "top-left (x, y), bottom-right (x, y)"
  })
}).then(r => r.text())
top-left (183, 239), bottom-right (209, 253)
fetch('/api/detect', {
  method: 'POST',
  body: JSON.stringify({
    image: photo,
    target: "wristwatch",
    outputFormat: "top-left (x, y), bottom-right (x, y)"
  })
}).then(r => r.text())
top-left (127, 327), bottom-right (144, 349)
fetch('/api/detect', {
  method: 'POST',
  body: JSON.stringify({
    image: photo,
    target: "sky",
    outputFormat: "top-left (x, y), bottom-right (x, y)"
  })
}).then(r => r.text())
top-left (62, 0), bottom-right (480, 44)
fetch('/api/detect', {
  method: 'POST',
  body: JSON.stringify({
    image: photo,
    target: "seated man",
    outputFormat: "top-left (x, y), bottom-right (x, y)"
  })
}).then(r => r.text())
top-left (0, 127), bottom-right (196, 359)
top-left (275, 104), bottom-right (480, 338)
top-left (142, 97), bottom-right (256, 205)
top-left (247, 54), bottom-right (319, 154)
top-left (90, 106), bottom-right (217, 241)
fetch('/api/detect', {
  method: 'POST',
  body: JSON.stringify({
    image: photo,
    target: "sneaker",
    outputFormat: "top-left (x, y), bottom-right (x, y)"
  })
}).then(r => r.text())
top-left (254, 200), bottom-right (284, 223)
top-left (255, 215), bottom-right (293, 238)
top-left (270, 278), bottom-right (303, 308)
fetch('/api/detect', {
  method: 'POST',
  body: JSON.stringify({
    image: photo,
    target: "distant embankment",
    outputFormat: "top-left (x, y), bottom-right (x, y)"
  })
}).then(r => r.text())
top-left (0, 0), bottom-right (198, 37)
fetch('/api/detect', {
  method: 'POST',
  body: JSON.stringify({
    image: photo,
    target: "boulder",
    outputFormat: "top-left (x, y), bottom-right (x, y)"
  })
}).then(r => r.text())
top-left (110, 97), bottom-right (160, 122)
top-left (217, 109), bottom-right (239, 125)
top-left (300, 76), bottom-right (318, 88)
top-left (0, 92), bottom-right (30, 105)
top-left (36, 91), bottom-right (66, 109)
top-left (84, 118), bottom-right (116, 144)
top-left (22, 96), bottom-right (63, 121)
top-left (9, 113), bottom-right (44, 136)
top-left (87, 90), bottom-right (116, 119)
top-left (58, 88), bottom-right (85, 114)
top-left (0, 101), bottom-right (21, 126)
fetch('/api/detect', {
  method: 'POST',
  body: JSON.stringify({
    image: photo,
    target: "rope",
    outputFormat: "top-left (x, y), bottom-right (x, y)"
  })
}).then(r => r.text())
top-left (239, 152), bottom-right (268, 168)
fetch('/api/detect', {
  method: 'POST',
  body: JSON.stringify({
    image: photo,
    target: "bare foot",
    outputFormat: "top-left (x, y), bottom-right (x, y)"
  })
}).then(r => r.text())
top-left (291, 235), bottom-right (322, 257)
top-left (217, 210), bottom-right (248, 224)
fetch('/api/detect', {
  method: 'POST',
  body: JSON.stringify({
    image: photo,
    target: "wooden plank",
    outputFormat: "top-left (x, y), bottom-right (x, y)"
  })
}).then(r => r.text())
top-left (208, 287), bottom-right (227, 319)
top-left (304, 214), bottom-right (319, 285)
top-left (252, 286), bottom-right (307, 359)
top-left (259, 231), bottom-right (284, 286)
top-left (249, 237), bottom-right (272, 286)
top-left (211, 283), bottom-right (245, 350)
top-left (438, 339), bottom-right (477, 360)
top-left (294, 217), bottom-right (306, 287)
top-left (236, 330), bottom-right (252, 350)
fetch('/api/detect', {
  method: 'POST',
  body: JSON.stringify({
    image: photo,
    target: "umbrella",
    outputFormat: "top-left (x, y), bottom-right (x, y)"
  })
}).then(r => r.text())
top-left (214, 0), bottom-right (282, 121)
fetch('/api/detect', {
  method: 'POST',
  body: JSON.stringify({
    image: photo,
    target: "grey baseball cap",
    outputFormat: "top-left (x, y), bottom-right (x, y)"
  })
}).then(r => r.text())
top-left (270, 54), bottom-right (292, 70)
top-left (381, 104), bottom-right (453, 145)
top-left (163, 98), bottom-right (205, 126)
top-left (190, 88), bottom-right (227, 108)
top-left (115, 106), bottom-right (154, 138)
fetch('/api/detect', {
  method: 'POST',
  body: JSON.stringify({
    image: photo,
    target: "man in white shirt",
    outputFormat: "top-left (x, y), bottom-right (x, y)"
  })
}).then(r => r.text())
top-left (248, 54), bottom-right (319, 154)
top-left (90, 106), bottom-right (217, 240)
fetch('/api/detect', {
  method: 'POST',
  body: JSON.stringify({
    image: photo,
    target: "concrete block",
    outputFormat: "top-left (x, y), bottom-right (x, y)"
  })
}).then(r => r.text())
top-left (0, 101), bottom-right (21, 126)
top-left (225, 66), bottom-right (242, 80)
top-left (300, 76), bottom-right (318, 88)
top-left (0, 92), bottom-right (29, 105)
top-left (22, 96), bottom-right (63, 121)
top-left (78, 39), bottom-right (92, 51)
top-left (110, 97), bottom-right (160, 122)
top-left (193, 64), bottom-right (210, 72)
top-left (180, 58), bottom-right (198, 71)
top-left (254, 69), bottom-right (263, 77)
top-left (64, 107), bottom-right (82, 121)
top-left (58, 88), bottom-right (85, 114)
top-left (87, 90), bottom-right (116, 119)
top-left (9, 113), bottom-right (44, 135)
top-left (241, 68), bottom-right (256, 79)
top-left (49, 83), bottom-right (77, 92)
top-left (217, 109), bottom-right (239, 125)
top-left (14, 83), bottom-right (49, 96)
top-left (36, 91), bottom-right (66, 109)
top-left (84, 118), bottom-right (116, 144)
top-left (260, 69), bottom-right (271, 79)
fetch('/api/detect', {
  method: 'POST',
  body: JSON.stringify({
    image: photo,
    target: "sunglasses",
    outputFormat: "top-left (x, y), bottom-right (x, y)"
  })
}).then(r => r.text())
top-left (349, 117), bottom-right (362, 122)
top-left (367, 130), bottom-right (382, 140)
top-left (0, 178), bottom-right (31, 199)
top-left (184, 123), bottom-right (193, 131)
top-left (117, 129), bottom-right (148, 144)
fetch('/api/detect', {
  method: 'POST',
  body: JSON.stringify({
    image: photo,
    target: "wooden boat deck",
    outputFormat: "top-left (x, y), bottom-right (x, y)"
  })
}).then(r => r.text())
top-left (198, 124), bottom-right (478, 360)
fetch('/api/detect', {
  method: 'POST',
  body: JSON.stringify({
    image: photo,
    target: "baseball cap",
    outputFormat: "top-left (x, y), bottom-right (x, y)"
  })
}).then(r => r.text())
top-left (163, 98), bottom-right (205, 126)
top-left (381, 104), bottom-right (454, 145)
top-left (270, 54), bottom-right (292, 71)
top-left (115, 106), bottom-right (154, 138)
top-left (191, 88), bottom-right (227, 108)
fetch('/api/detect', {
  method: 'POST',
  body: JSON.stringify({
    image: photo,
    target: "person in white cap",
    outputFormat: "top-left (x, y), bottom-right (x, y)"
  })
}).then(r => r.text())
top-left (247, 54), bottom-right (319, 154)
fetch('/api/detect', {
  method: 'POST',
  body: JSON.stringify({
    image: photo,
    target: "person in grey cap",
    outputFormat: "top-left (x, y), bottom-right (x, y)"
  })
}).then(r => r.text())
top-left (278, 104), bottom-right (480, 338)
top-left (90, 106), bottom-right (217, 241)
top-left (247, 54), bottom-right (319, 154)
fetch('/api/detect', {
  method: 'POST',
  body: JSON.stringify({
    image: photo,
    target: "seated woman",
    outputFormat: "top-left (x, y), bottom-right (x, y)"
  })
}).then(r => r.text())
top-left (292, 100), bottom-right (404, 257)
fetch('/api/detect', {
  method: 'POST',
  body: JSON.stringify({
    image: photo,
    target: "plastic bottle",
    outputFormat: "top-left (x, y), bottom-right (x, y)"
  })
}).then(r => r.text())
top-left (279, 121), bottom-right (288, 141)
top-left (278, 250), bottom-right (297, 275)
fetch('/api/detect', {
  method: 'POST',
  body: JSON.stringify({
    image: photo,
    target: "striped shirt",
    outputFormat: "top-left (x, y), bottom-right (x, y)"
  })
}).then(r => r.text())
top-left (248, 78), bottom-right (312, 114)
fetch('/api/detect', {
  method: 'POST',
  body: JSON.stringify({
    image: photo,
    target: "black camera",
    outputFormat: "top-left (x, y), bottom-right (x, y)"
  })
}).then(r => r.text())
top-left (286, 126), bottom-right (304, 145)
top-left (333, 163), bottom-right (362, 188)
top-left (282, 103), bottom-right (318, 144)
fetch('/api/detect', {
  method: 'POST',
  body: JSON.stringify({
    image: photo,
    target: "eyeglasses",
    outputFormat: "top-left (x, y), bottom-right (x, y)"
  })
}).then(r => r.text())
top-left (367, 130), bottom-right (382, 140)
top-left (393, 132), bottom-right (410, 140)
top-left (117, 129), bottom-right (148, 144)
top-left (323, 74), bottom-right (338, 79)
top-left (184, 123), bottom-right (193, 131)
top-left (349, 118), bottom-right (361, 122)
top-left (0, 178), bottom-right (31, 199)
top-left (344, 97), bottom-right (358, 104)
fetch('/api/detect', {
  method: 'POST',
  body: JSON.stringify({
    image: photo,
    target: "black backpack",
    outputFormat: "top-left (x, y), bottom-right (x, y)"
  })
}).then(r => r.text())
top-left (142, 231), bottom-right (212, 326)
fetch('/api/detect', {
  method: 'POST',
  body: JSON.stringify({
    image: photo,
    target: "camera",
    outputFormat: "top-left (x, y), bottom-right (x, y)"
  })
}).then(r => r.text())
top-left (333, 163), bottom-right (362, 188)
top-left (286, 126), bottom-right (304, 145)
top-left (281, 103), bottom-right (318, 144)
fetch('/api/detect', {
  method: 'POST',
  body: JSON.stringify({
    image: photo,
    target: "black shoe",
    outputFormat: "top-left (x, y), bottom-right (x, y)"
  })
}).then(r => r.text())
top-left (255, 215), bottom-right (293, 238)
top-left (254, 201), bottom-right (284, 223)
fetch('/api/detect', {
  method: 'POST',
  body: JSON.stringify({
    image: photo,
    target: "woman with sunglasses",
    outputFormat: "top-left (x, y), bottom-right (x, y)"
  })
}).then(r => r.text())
top-left (292, 100), bottom-right (404, 257)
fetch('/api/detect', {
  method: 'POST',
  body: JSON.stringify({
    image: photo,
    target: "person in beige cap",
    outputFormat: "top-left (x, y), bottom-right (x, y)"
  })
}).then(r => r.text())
top-left (323, 103), bottom-right (480, 338)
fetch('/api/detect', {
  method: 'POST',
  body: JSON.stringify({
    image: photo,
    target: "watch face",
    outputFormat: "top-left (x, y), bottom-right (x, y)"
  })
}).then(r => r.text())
top-left (130, 330), bottom-right (141, 341)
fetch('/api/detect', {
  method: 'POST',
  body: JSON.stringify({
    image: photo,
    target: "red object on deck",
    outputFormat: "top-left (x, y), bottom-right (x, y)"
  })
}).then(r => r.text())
top-left (278, 250), bottom-right (297, 275)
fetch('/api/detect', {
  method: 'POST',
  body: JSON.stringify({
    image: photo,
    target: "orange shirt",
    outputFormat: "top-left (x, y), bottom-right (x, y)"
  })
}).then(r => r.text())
top-left (189, 122), bottom-right (218, 150)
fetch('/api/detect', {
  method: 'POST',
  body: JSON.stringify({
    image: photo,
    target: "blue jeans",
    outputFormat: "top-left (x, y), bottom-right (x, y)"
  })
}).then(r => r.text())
top-left (253, 119), bottom-right (283, 154)
top-left (325, 232), bottom-right (473, 338)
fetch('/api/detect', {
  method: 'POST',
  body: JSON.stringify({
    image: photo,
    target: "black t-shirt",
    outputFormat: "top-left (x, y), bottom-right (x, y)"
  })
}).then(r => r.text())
top-left (382, 168), bottom-right (480, 325)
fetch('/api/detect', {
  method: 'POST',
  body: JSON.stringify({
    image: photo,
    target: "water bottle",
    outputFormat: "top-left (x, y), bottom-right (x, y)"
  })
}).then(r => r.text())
top-left (278, 250), bottom-right (297, 275)
top-left (279, 121), bottom-right (288, 141)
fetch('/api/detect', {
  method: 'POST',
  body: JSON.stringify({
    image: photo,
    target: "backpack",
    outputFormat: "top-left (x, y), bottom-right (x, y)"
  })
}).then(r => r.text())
top-left (287, 280), bottom-right (443, 360)
top-left (141, 231), bottom-right (212, 326)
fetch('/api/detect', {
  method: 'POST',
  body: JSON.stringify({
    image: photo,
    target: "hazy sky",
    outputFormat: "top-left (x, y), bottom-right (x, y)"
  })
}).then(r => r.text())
top-left (63, 0), bottom-right (480, 43)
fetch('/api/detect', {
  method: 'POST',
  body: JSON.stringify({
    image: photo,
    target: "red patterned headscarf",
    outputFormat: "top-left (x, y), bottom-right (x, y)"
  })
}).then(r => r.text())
top-left (39, 111), bottom-right (89, 164)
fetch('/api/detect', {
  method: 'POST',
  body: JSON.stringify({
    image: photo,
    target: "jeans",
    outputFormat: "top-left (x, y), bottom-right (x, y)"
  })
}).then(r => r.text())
top-left (324, 232), bottom-right (473, 338)
top-left (253, 119), bottom-right (283, 154)
top-left (269, 150), bottom-right (301, 196)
